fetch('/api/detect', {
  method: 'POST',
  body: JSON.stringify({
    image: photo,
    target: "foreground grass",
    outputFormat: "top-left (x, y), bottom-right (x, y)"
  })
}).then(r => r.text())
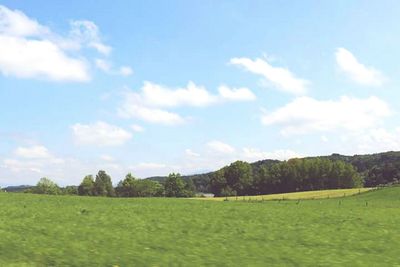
top-left (200, 188), bottom-right (374, 201)
top-left (0, 188), bottom-right (399, 266)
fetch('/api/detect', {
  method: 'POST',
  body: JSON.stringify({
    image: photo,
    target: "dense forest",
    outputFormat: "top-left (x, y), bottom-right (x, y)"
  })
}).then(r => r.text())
top-left (3, 151), bottom-right (400, 197)
top-left (148, 151), bottom-right (400, 196)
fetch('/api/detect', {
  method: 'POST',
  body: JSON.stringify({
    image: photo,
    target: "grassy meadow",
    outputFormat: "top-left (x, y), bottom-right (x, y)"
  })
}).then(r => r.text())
top-left (201, 187), bottom-right (374, 201)
top-left (0, 187), bottom-right (399, 266)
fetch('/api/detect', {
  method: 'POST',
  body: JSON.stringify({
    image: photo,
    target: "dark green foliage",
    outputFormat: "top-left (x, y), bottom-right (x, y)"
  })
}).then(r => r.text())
top-left (210, 158), bottom-right (362, 196)
top-left (151, 152), bottom-right (400, 194)
top-left (115, 173), bottom-right (164, 197)
top-left (78, 175), bottom-right (95, 196)
top-left (94, 171), bottom-right (115, 197)
top-left (164, 173), bottom-right (194, 197)
top-left (62, 186), bottom-right (78, 195)
top-left (308, 151), bottom-right (400, 186)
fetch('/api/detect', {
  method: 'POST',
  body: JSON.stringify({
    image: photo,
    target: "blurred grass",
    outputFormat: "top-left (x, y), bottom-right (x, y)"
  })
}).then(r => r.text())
top-left (198, 188), bottom-right (374, 201)
top-left (0, 187), bottom-right (399, 266)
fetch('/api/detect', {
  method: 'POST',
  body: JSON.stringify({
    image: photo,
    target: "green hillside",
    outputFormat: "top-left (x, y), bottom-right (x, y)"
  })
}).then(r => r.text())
top-left (148, 151), bottom-right (400, 194)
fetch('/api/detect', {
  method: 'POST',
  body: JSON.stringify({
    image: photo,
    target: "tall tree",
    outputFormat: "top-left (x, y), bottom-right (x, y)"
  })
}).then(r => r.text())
top-left (33, 177), bottom-right (60, 195)
top-left (224, 161), bottom-right (253, 195)
top-left (78, 175), bottom-right (95, 196)
top-left (94, 170), bottom-right (115, 197)
top-left (164, 173), bottom-right (186, 197)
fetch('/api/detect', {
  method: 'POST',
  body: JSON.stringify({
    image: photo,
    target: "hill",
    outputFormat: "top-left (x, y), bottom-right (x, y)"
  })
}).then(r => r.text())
top-left (2, 185), bottom-right (33, 192)
top-left (148, 151), bottom-right (400, 192)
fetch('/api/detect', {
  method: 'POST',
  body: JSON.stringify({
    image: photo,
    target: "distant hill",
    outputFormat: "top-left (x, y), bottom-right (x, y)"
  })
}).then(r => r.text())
top-left (3, 185), bottom-right (33, 192)
top-left (147, 151), bottom-right (400, 192)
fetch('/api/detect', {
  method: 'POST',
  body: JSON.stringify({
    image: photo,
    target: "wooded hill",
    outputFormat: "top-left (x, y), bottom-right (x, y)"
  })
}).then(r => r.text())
top-left (148, 151), bottom-right (400, 196)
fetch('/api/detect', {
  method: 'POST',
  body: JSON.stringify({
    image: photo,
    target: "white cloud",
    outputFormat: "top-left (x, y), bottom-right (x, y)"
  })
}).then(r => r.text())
top-left (321, 136), bottom-right (329, 142)
top-left (118, 96), bottom-right (185, 125)
top-left (207, 140), bottom-right (236, 154)
top-left (95, 58), bottom-right (133, 76)
top-left (100, 155), bottom-right (114, 161)
top-left (119, 66), bottom-right (133, 76)
top-left (131, 124), bottom-right (145, 132)
top-left (118, 81), bottom-right (254, 125)
top-left (95, 58), bottom-right (111, 72)
top-left (185, 149), bottom-right (200, 157)
top-left (3, 145), bottom-right (64, 175)
top-left (2, 159), bottom-right (42, 173)
top-left (0, 5), bottom-right (116, 82)
top-left (0, 35), bottom-right (90, 81)
top-left (69, 20), bottom-right (111, 55)
top-left (130, 162), bottom-right (167, 170)
top-left (242, 148), bottom-right (301, 161)
top-left (261, 96), bottom-right (391, 135)
top-left (14, 145), bottom-right (52, 159)
top-left (0, 5), bottom-right (48, 37)
top-left (335, 48), bottom-right (385, 86)
top-left (230, 57), bottom-right (309, 95)
top-left (140, 81), bottom-right (217, 108)
top-left (71, 121), bottom-right (132, 146)
top-left (218, 85), bottom-right (256, 101)
top-left (345, 128), bottom-right (400, 154)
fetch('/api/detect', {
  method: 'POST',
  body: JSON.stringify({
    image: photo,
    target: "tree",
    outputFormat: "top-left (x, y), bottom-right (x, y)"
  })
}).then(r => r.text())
top-left (94, 170), bottom-right (115, 197)
top-left (224, 161), bottom-right (253, 195)
top-left (78, 175), bottom-right (95, 196)
top-left (183, 178), bottom-right (196, 197)
top-left (136, 179), bottom-right (164, 197)
top-left (33, 177), bottom-right (60, 195)
top-left (116, 173), bottom-right (138, 197)
top-left (164, 173), bottom-right (186, 197)
top-left (63, 186), bottom-right (78, 195)
top-left (210, 168), bottom-right (227, 196)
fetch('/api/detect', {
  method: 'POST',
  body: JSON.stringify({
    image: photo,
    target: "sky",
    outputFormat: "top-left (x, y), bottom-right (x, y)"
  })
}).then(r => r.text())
top-left (1, 1), bottom-right (400, 186)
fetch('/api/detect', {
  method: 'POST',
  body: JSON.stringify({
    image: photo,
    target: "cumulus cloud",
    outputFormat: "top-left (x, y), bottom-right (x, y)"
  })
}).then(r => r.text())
top-left (344, 128), bottom-right (400, 154)
top-left (185, 149), bottom-right (200, 157)
top-left (218, 85), bottom-right (256, 101)
top-left (0, 5), bottom-right (115, 82)
top-left (118, 95), bottom-right (185, 125)
top-left (335, 48), bottom-right (385, 86)
top-left (100, 155), bottom-right (115, 161)
top-left (14, 145), bottom-right (52, 159)
top-left (118, 81), bottom-right (255, 125)
top-left (241, 148), bottom-right (301, 161)
top-left (140, 81), bottom-right (217, 108)
top-left (230, 57), bottom-right (309, 95)
top-left (69, 20), bottom-right (111, 55)
top-left (95, 58), bottom-right (133, 76)
top-left (261, 96), bottom-right (391, 135)
top-left (119, 66), bottom-right (133, 76)
top-left (131, 124), bottom-right (145, 132)
top-left (71, 121), bottom-right (132, 146)
top-left (207, 140), bottom-right (236, 154)
top-left (3, 145), bottom-right (64, 174)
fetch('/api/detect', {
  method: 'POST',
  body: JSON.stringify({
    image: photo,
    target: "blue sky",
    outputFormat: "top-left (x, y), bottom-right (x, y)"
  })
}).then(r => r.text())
top-left (1, 1), bottom-right (400, 186)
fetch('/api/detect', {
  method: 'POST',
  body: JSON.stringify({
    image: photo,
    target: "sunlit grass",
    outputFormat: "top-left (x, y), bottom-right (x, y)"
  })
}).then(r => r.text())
top-left (0, 187), bottom-right (398, 266)
top-left (196, 188), bottom-right (374, 201)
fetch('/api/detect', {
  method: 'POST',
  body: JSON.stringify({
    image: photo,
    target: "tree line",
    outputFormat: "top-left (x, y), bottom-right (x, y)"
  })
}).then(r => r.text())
top-left (24, 151), bottom-right (400, 198)
top-left (209, 158), bottom-right (363, 197)
top-left (147, 151), bottom-right (400, 194)
top-left (26, 171), bottom-right (195, 198)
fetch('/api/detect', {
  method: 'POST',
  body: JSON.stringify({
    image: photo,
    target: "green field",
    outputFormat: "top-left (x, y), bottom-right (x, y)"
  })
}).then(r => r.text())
top-left (199, 188), bottom-right (374, 201)
top-left (0, 187), bottom-right (399, 266)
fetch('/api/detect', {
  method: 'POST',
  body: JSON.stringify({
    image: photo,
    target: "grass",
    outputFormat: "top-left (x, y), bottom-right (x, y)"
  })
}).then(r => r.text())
top-left (0, 187), bottom-right (399, 266)
top-left (198, 188), bottom-right (374, 201)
